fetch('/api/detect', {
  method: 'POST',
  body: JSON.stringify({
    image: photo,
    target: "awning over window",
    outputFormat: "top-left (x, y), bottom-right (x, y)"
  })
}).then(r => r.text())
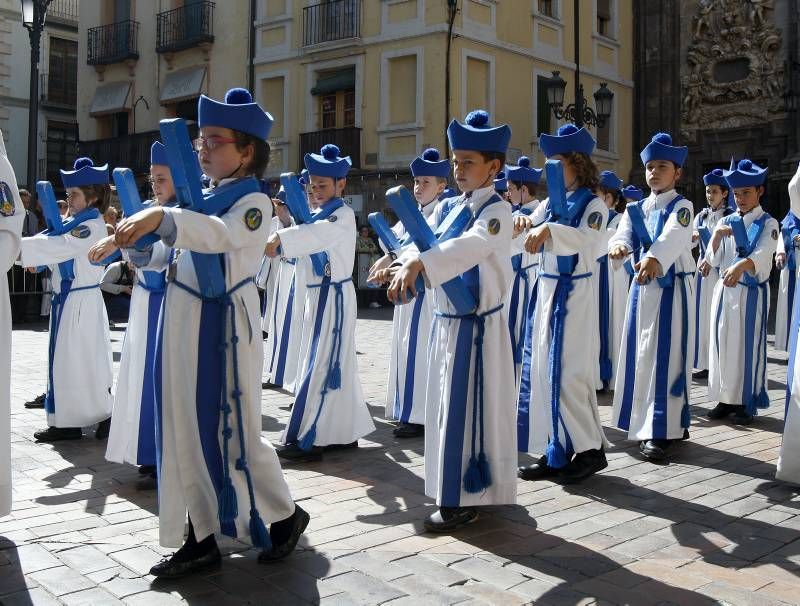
top-left (311, 68), bottom-right (355, 96)
top-left (160, 66), bottom-right (206, 104)
top-left (89, 81), bottom-right (132, 116)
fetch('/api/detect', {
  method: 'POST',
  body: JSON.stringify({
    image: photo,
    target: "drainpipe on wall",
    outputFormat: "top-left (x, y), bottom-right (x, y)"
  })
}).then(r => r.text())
top-left (444, 0), bottom-right (458, 158)
top-left (248, 0), bottom-right (256, 93)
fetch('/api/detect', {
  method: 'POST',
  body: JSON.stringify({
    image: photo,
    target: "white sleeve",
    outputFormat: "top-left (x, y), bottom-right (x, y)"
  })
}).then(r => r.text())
top-left (776, 229), bottom-right (786, 255)
top-left (608, 209), bottom-right (634, 254)
top-left (279, 206), bottom-right (355, 258)
top-left (19, 219), bottom-right (104, 267)
top-left (789, 163), bottom-right (800, 217)
top-left (748, 218), bottom-right (779, 281)
top-left (100, 263), bottom-right (125, 294)
top-left (646, 200), bottom-right (693, 271)
top-left (545, 198), bottom-right (608, 259)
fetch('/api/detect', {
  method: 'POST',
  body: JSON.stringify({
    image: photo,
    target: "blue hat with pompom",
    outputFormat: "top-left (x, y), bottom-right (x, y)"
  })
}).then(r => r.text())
top-left (150, 141), bottom-right (168, 167)
top-left (493, 170), bottom-right (508, 192)
top-left (60, 157), bottom-right (109, 189)
top-left (198, 88), bottom-right (273, 141)
top-left (539, 124), bottom-right (596, 158)
top-left (599, 170), bottom-right (623, 191)
top-left (703, 168), bottom-right (728, 188)
top-left (304, 144), bottom-right (352, 178)
top-left (299, 169), bottom-right (310, 185)
top-left (621, 184), bottom-right (643, 201)
top-left (640, 132), bottom-right (688, 167)
top-left (506, 156), bottom-right (543, 185)
top-left (447, 110), bottom-right (511, 153)
top-left (410, 148), bottom-right (450, 178)
top-left (724, 159), bottom-right (767, 189)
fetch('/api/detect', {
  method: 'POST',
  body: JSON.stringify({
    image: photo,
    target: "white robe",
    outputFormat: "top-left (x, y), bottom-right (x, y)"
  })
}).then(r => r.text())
top-left (105, 245), bottom-right (171, 466)
top-left (518, 192), bottom-right (609, 459)
top-left (774, 220), bottom-right (798, 352)
top-left (0, 131), bottom-right (24, 517)
top-left (692, 207), bottom-right (731, 369)
top-left (508, 199), bottom-right (541, 384)
top-left (257, 217), bottom-right (281, 334)
top-left (605, 212), bottom-right (629, 388)
top-left (707, 207), bottom-right (777, 412)
top-left (155, 188), bottom-right (295, 547)
top-left (264, 255), bottom-right (306, 391)
top-left (610, 190), bottom-right (696, 441)
top-left (278, 201), bottom-right (374, 447)
top-left (778, 164), bottom-right (800, 483)
top-left (20, 215), bottom-right (113, 428)
top-left (410, 186), bottom-right (517, 508)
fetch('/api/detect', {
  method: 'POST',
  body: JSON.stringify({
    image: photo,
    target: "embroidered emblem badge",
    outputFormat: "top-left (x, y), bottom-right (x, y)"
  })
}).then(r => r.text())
top-left (244, 208), bottom-right (262, 231)
top-left (587, 212), bottom-right (603, 231)
top-left (677, 207), bottom-right (691, 227)
top-left (70, 225), bottom-right (90, 239)
top-left (0, 182), bottom-right (14, 217)
top-left (487, 218), bottom-right (501, 235)
top-left (772, 229), bottom-right (779, 240)
top-left (328, 215), bottom-right (338, 223)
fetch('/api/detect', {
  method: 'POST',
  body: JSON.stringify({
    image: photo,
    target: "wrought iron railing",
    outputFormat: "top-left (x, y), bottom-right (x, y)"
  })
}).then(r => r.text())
top-left (156, 1), bottom-right (215, 53)
top-left (299, 126), bottom-right (361, 170)
top-left (78, 130), bottom-right (159, 175)
top-left (87, 20), bottom-right (139, 65)
top-left (48, 0), bottom-right (79, 24)
top-left (303, 0), bottom-right (360, 47)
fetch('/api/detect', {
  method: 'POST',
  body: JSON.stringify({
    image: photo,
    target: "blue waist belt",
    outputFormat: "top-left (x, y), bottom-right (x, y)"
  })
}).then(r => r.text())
top-left (435, 303), bottom-right (503, 493)
top-left (509, 258), bottom-right (538, 364)
top-left (737, 276), bottom-right (770, 416)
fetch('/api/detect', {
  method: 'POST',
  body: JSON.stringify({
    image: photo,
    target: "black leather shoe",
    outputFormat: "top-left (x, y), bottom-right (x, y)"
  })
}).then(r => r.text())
top-left (138, 464), bottom-right (157, 476)
top-left (24, 393), bottom-right (46, 409)
top-left (707, 402), bottom-right (735, 419)
top-left (325, 441), bottom-right (358, 451)
top-left (262, 381), bottom-right (279, 390)
top-left (518, 455), bottom-right (560, 481)
top-left (258, 505), bottom-right (310, 563)
top-left (393, 423), bottom-right (424, 438)
top-left (150, 545), bottom-right (221, 578)
top-left (95, 418), bottom-right (111, 440)
top-left (34, 426), bottom-right (82, 442)
top-left (692, 369), bottom-right (709, 379)
top-left (424, 507), bottom-right (478, 533)
top-left (731, 406), bottom-right (754, 426)
top-left (276, 443), bottom-right (323, 462)
top-left (639, 439), bottom-right (673, 461)
top-left (559, 449), bottom-right (608, 484)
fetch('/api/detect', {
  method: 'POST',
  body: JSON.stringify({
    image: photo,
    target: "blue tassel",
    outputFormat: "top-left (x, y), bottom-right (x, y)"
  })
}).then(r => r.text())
top-left (299, 425), bottom-right (317, 451)
top-left (670, 373), bottom-right (685, 398)
top-left (249, 510), bottom-right (272, 550)
top-left (220, 519), bottom-right (237, 538)
top-left (756, 389), bottom-right (770, 410)
top-left (218, 478), bottom-right (238, 523)
top-left (546, 440), bottom-right (568, 469)
top-left (328, 364), bottom-right (341, 390)
top-left (681, 402), bottom-right (691, 428)
top-left (463, 456), bottom-right (484, 493)
top-left (599, 359), bottom-right (613, 383)
top-left (477, 452), bottom-right (492, 488)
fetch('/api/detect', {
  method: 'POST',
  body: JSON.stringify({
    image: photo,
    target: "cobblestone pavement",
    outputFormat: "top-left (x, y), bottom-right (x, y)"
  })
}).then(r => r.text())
top-left (2, 307), bottom-right (800, 605)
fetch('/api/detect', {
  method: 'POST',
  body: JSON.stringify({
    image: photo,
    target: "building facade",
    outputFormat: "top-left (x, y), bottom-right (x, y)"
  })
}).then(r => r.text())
top-left (0, 0), bottom-right (79, 189)
top-left (634, 0), bottom-right (800, 215)
top-left (76, 0), bottom-right (253, 184)
top-left (256, 0), bottom-right (635, 225)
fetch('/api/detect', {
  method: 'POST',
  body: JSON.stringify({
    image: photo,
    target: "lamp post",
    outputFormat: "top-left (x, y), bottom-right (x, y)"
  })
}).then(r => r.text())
top-left (131, 95), bottom-right (150, 134)
top-left (545, 0), bottom-right (613, 129)
top-left (21, 0), bottom-right (52, 190)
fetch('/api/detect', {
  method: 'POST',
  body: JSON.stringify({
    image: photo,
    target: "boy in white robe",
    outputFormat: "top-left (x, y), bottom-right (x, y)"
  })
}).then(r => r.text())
top-left (706, 160), bottom-right (777, 425)
top-left (774, 210), bottom-right (799, 352)
top-left (383, 110), bottom-right (517, 532)
top-left (20, 158), bottom-right (114, 442)
top-left (609, 133), bottom-right (695, 462)
top-left (0, 129), bottom-right (24, 516)
top-left (692, 169), bottom-right (733, 376)
top-left (516, 125), bottom-right (609, 484)
top-left (266, 144), bottom-right (375, 462)
top-left (115, 88), bottom-right (306, 577)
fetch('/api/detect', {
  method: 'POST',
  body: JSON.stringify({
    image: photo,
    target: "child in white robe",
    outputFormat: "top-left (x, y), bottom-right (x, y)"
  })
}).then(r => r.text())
top-left (774, 210), bottom-right (799, 352)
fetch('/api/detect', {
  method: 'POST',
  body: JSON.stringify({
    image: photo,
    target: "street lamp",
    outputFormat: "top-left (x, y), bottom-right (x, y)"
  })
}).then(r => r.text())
top-left (131, 95), bottom-right (150, 134)
top-left (545, 0), bottom-right (614, 129)
top-left (21, 0), bottom-right (53, 190)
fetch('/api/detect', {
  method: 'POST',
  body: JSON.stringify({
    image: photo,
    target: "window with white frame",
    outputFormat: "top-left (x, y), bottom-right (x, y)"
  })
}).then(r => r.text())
top-left (538, 0), bottom-right (557, 19)
top-left (596, 0), bottom-right (613, 38)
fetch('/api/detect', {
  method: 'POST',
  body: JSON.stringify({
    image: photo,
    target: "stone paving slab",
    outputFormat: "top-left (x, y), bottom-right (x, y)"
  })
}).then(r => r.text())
top-left (2, 308), bottom-right (800, 605)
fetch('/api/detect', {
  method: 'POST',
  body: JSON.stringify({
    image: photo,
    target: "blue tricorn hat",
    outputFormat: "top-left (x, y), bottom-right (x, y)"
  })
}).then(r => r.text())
top-left (539, 124), bottom-right (596, 158)
top-left (703, 168), bottom-right (728, 188)
top-left (410, 148), bottom-right (450, 178)
top-left (598, 170), bottom-right (623, 191)
top-left (150, 141), bottom-right (168, 167)
top-left (640, 132), bottom-right (688, 167)
top-left (447, 110), bottom-right (511, 154)
top-left (198, 88), bottom-right (273, 141)
top-left (304, 144), bottom-right (351, 179)
top-left (493, 171), bottom-right (508, 192)
top-left (724, 159), bottom-right (768, 189)
top-left (621, 184), bottom-right (643, 201)
top-left (299, 169), bottom-right (310, 185)
top-left (60, 157), bottom-right (109, 189)
top-left (506, 156), bottom-right (542, 185)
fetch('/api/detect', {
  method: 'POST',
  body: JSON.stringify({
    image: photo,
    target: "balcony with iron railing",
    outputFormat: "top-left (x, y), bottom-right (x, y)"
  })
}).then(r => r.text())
top-left (299, 127), bottom-right (361, 170)
top-left (47, 0), bottom-right (79, 25)
top-left (87, 20), bottom-right (139, 65)
top-left (79, 130), bottom-right (159, 175)
top-left (40, 72), bottom-right (77, 108)
top-left (303, 0), bottom-right (360, 47)
top-left (156, 1), bottom-right (215, 54)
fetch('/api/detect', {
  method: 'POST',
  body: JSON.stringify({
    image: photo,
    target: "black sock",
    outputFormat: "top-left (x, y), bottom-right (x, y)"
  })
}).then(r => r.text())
top-left (270, 507), bottom-right (297, 546)
top-left (171, 517), bottom-right (217, 563)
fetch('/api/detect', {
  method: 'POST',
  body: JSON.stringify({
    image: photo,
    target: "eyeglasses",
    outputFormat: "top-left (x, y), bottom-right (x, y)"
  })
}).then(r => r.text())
top-left (193, 135), bottom-right (237, 152)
